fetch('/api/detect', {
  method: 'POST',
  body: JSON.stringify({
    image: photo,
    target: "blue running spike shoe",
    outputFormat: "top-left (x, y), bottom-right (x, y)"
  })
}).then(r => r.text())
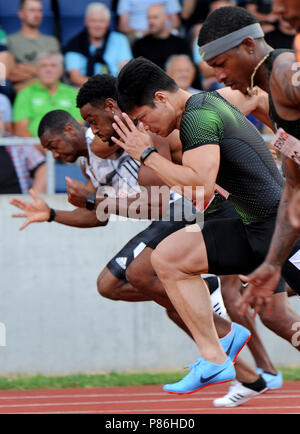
top-left (220, 323), bottom-right (251, 364)
top-left (256, 368), bottom-right (283, 389)
top-left (163, 356), bottom-right (235, 395)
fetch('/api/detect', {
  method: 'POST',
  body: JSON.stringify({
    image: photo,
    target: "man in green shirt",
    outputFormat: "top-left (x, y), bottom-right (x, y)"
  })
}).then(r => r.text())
top-left (7, 0), bottom-right (60, 91)
top-left (0, 27), bottom-right (7, 51)
top-left (13, 51), bottom-right (83, 138)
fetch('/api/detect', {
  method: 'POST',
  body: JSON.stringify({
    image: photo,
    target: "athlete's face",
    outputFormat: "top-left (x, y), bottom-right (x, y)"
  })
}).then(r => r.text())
top-left (207, 45), bottom-right (257, 95)
top-left (41, 126), bottom-right (82, 163)
top-left (128, 93), bottom-right (177, 137)
top-left (273, 0), bottom-right (300, 31)
top-left (80, 102), bottom-right (121, 146)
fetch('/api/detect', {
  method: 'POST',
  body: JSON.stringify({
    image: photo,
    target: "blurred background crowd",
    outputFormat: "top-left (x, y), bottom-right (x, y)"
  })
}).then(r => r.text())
top-left (0, 0), bottom-right (293, 194)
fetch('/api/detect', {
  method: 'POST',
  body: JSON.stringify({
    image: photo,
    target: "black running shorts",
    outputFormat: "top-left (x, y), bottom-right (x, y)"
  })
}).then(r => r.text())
top-left (106, 218), bottom-right (190, 280)
top-left (106, 198), bottom-right (195, 280)
top-left (147, 198), bottom-right (238, 250)
top-left (202, 214), bottom-right (298, 294)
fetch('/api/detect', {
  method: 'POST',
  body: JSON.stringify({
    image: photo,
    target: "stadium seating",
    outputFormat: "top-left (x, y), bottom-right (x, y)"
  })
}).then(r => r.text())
top-left (0, 0), bottom-right (55, 36)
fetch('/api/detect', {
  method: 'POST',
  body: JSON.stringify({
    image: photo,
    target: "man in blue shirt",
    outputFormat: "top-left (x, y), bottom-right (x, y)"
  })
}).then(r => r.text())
top-left (64, 2), bottom-right (132, 87)
top-left (117, 0), bottom-right (181, 40)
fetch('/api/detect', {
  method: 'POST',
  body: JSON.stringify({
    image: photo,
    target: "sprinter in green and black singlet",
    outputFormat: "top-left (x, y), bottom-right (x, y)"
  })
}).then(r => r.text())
top-left (111, 56), bottom-right (300, 393)
top-left (181, 90), bottom-right (284, 226)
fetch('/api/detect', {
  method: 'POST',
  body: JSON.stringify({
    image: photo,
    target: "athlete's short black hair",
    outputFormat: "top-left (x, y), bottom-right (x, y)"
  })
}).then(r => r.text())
top-left (76, 74), bottom-right (117, 109)
top-left (38, 110), bottom-right (80, 138)
top-left (116, 57), bottom-right (179, 113)
top-left (198, 6), bottom-right (259, 46)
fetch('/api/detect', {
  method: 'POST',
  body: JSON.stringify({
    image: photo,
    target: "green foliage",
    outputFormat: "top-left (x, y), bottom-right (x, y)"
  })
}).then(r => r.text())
top-left (0, 367), bottom-right (299, 391)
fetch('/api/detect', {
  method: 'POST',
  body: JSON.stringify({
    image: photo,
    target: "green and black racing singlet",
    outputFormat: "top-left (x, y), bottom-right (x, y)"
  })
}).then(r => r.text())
top-left (180, 91), bottom-right (284, 225)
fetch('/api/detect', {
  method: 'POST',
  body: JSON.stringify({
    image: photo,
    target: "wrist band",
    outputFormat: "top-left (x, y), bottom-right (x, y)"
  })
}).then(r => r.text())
top-left (47, 208), bottom-right (56, 222)
top-left (85, 193), bottom-right (96, 211)
top-left (140, 147), bottom-right (158, 164)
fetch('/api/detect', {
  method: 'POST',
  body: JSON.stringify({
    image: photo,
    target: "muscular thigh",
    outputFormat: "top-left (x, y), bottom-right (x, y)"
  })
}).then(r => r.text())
top-left (126, 247), bottom-right (155, 279)
top-left (154, 224), bottom-right (209, 275)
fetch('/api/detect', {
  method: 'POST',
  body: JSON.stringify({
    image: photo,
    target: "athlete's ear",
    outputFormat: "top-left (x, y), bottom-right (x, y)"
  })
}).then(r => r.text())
top-left (153, 91), bottom-right (168, 105)
top-left (240, 37), bottom-right (256, 55)
top-left (63, 122), bottom-right (76, 137)
top-left (104, 98), bottom-right (119, 116)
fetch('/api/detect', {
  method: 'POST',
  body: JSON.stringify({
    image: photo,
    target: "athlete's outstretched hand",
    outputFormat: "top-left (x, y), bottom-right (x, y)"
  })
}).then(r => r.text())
top-left (237, 262), bottom-right (281, 318)
top-left (65, 177), bottom-right (90, 208)
top-left (111, 113), bottom-right (154, 161)
top-left (10, 189), bottom-right (51, 230)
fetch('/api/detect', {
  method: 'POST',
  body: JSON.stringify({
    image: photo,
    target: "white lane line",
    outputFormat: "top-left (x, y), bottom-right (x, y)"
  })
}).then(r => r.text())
top-left (0, 397), bottom-right (225, 408)
top-left (0, 388), bottom-right (298, 401)
top-left (2, 405), bottom-right (300, 415)
top-left (0, 393), bottom-right (299, 410)
top-left (0, 392), bottom-right (166, 400)
top-left (0, 392), bottom-right (299, 405)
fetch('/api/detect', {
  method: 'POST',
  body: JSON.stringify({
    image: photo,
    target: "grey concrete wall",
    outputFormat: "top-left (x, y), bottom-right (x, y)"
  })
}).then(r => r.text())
top-left (0, 194), bottom-right (299, 376)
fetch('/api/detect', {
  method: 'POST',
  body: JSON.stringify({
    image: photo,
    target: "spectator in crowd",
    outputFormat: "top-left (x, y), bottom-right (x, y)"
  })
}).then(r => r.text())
top-left (0, 27), bottom-right (18, 101)
top-left (0, 26), bottom-right (7, 53)
top-left (191, 1), bottom-right (235, 91)
top-left (133, 3), bottom-right (191, 69)
top-left (192, 26), bottom-right (227, 90)
top-left (265, 18), bottom-right (296, 49)
top-left (245, 0), bottom-right (278, 32)
top-left (181, 0), bottom-right (212, 35)
top-left (181, 0), bottom-right (237, 37)
top-left (0, 93), bottom-right (14, 134)
top-left (166, 54), bottom-right (200, 93)
top-left (7, 0), bottom-right (60, 92)
top-left (0, 114), bottom-right (46, 194)
top-left (13, 51), bottom-right (82, 139)
top-left (117, 0), bottom-right (181, 42)
top-left (64, 2), bottom-right (132, 87)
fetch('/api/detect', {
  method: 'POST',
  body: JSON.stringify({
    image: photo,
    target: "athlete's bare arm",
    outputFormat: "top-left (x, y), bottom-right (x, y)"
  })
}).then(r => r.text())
top-left (138, 132), bottom-right (173, 188)
top-left (289, 189), bottom-right (300, 228)
top-left (167, 130), bottom-right (183, 164)
top-left (237, 53), bottom-right (300, 316)
top-left (238, 158), bottom-right (300, 318)
top-left (270, 52), bottom-right (300, 113)
top-left (91, 134), bottom-right (120, 159)
top-left (217, 86), bottom-right (273, 130)
top-left (110, 113), bottom-right (220, 207)
top-left (259, 53), bottom-right (300, 263)
top-left (66, 133), bottom-right (175, 219)
top-left (10, 175), bottom-right (107, 230)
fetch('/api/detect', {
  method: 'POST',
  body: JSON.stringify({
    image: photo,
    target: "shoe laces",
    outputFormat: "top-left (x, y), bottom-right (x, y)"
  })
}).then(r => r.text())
top-left (185, 358), bottom-right (203, 372)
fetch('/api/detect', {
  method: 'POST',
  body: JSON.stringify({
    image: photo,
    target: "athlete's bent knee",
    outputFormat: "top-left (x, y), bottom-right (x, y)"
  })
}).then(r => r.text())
top-left (97, 270), bottom-right (120, 300)
top-left (151, 248), bottom-right (174, 281)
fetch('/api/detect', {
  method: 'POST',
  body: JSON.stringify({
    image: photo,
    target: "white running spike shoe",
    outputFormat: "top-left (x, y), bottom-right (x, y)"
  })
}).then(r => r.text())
top-left (213, 381), bottom-right (268, 407)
